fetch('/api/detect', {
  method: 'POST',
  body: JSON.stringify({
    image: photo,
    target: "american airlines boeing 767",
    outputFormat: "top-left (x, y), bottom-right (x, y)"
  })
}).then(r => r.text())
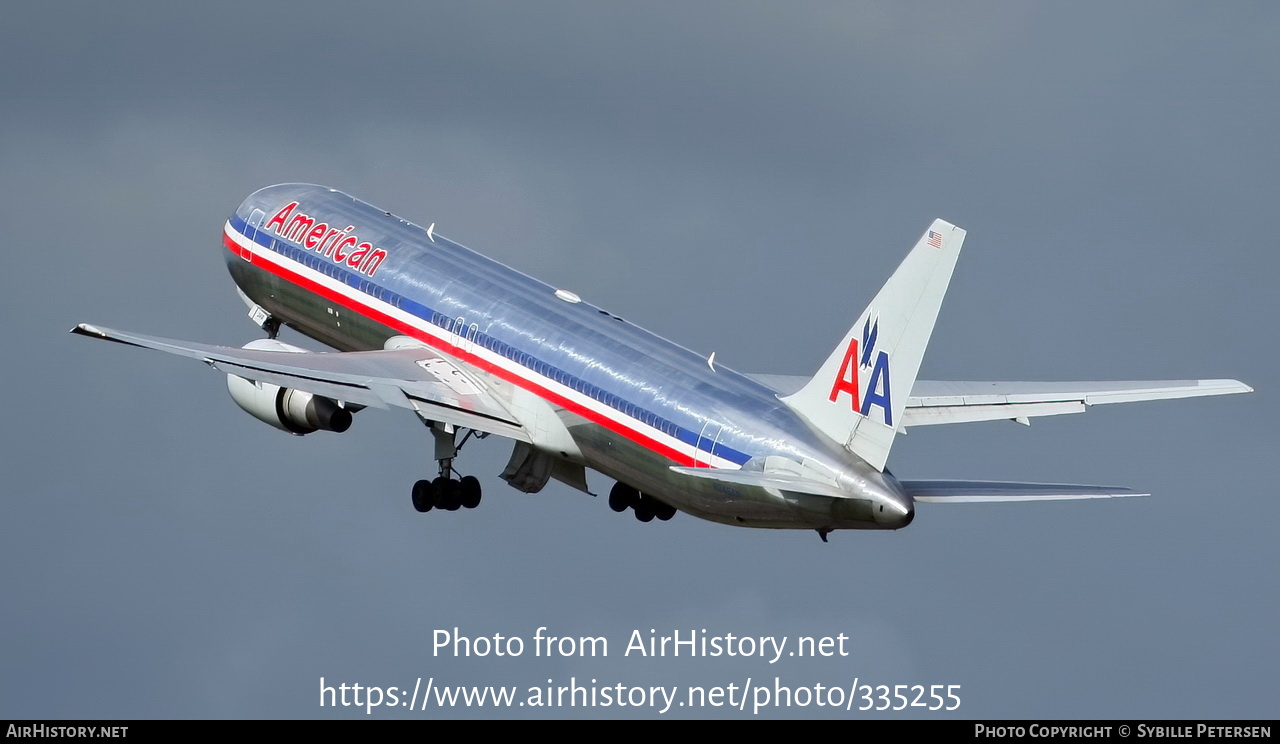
top-left (74, 184), bottom-right (1252, 540)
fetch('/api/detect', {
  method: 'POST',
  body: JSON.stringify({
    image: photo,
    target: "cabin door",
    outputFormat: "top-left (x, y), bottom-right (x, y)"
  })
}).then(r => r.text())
top-left (693, 422), bottom-right (723, 469)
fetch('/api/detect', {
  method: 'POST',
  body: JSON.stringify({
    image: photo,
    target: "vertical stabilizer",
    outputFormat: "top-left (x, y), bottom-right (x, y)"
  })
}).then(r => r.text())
top-left (780, 220), bottom-right (964, 471)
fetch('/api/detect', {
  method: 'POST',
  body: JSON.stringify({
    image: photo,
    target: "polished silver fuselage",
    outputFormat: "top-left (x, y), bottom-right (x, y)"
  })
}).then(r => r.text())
top-left (225, 184), bottom-right (911, 530)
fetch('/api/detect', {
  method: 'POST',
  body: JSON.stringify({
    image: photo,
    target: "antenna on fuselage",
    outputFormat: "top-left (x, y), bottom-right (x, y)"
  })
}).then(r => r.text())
top-left (427, 223), bottom-right (436, 242)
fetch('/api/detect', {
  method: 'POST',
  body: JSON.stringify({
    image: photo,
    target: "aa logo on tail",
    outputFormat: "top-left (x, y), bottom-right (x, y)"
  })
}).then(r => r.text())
top-left (826, 314), bottom-right (893, 426)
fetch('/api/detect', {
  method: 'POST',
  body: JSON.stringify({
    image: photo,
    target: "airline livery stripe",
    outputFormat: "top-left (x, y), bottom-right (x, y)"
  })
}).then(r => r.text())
top-left (222, 221), bottom-right (749, 469)
top-left (227, 217), bottom-right (749, 467)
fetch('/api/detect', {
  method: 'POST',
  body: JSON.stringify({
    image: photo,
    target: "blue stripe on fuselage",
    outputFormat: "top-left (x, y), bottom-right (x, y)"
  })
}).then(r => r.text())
top-left (228, 214), bottom-right (751, 466)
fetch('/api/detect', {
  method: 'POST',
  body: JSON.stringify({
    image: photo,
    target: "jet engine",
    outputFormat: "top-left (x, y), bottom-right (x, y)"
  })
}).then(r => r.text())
top-left (225, 339), bottom-right (353, 435)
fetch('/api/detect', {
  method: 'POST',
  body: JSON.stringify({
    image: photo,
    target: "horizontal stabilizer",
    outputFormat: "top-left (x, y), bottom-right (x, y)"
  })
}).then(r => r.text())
top-left (903, 379), bottom-right (1253, 427)
top-left (901, 480), bottom-right (1147, 503)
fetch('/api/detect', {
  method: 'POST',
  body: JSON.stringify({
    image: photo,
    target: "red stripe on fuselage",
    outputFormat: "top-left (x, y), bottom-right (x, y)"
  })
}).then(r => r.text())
top-left (223, 229), bottom-right (697, 467)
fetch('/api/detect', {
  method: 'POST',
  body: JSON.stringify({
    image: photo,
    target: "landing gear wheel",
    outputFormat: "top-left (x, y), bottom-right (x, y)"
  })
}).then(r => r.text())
top-left (434, 476), bottom-right (462, 511)
top-left (459, 475), bottom-right (482, 509)
top-left (652, 498), bottom-right (676, 521)
top-left (609, 482), bottom-right (635, 513)
top-left (445, 478), bottom-right (465, 511)
top-left (411, 479), bottom-right (434, 513)
top-left (633, 494), bottom-right (656, 522)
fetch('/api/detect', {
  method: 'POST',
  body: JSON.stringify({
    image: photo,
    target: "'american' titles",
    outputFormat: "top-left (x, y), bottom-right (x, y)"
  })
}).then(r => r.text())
top-left (265, 201), bottom-right (388, 277)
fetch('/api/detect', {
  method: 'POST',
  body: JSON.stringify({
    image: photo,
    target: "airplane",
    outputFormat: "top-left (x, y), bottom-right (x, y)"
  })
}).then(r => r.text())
top-left (73, 184), bottom-right (1253, 541)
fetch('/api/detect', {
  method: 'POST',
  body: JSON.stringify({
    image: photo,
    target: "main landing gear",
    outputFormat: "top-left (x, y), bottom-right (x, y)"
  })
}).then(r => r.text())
top-left (608, 482), bottom-right (676, 523)
top-left (411, 423), bottom-right (486, 513)
top-left (412, 473), bottom-right (481, 512)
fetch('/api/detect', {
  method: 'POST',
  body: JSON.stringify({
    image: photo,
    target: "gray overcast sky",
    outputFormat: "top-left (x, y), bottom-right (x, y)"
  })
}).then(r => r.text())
top-left (2, 2), bottom-right (1276, 719)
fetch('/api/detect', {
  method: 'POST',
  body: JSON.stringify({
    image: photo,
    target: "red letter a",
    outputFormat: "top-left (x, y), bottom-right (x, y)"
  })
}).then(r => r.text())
top-left (827, 339), bottom-right (862, 412)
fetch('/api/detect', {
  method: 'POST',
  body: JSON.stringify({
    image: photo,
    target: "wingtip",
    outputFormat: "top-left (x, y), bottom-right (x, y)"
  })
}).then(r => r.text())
top-left (1091, 485), bottom-right (1150, 498)
top-left (1207, 379), bottom-right (1254, 395)
top-left (1113, 487), bottom-right (1152, 498)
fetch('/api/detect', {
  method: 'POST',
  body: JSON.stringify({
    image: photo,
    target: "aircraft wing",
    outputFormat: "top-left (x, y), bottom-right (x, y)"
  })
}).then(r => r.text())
top-left (72, 323), bottom-right (530, 441)
top-left (750, 374), bottom-right (1252, 428)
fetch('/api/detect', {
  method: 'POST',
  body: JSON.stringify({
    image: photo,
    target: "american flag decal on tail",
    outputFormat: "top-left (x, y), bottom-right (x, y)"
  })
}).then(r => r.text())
top-left (927, 230), bottom-right (943, 249)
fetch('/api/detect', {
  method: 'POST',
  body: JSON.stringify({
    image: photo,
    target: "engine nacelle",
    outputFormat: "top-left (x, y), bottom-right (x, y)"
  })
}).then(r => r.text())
top-left (225, 339), bottom-right (353, 435)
